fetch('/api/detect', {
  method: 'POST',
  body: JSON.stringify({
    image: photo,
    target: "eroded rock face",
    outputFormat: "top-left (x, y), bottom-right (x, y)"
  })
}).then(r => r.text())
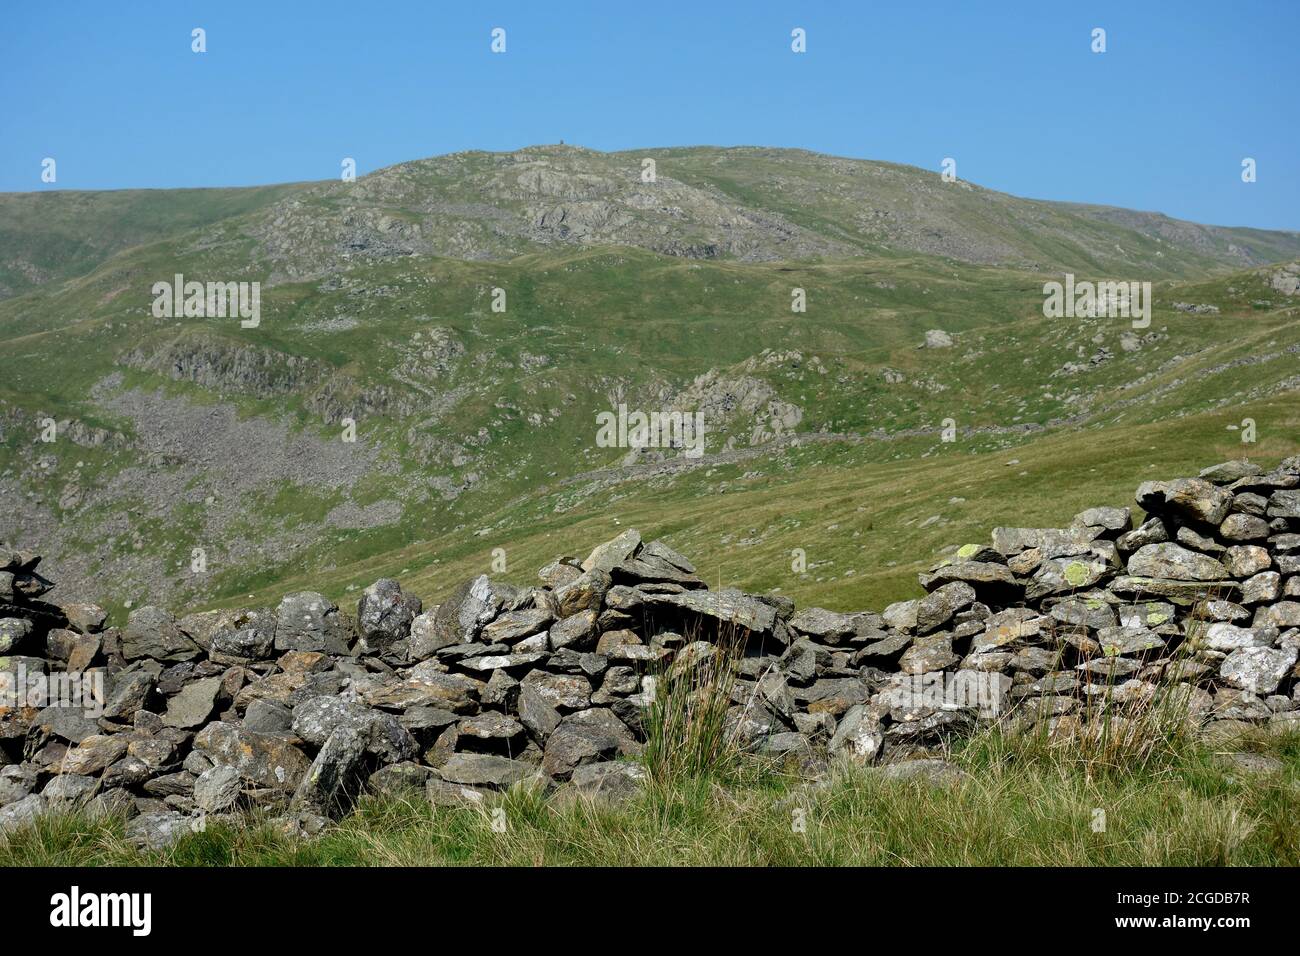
top-left (4, 458), bottom-right (1300, 844)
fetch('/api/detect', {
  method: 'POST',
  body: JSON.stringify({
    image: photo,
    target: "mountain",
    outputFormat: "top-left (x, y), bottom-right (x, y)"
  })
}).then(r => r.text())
top-left (1, 145), bottom-right (1298, 619)
top-left (5, 146), bottom-right (1300, 303)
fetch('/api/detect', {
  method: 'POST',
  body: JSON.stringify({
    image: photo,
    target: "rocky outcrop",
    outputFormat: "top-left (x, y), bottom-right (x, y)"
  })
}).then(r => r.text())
top-left (120, 335), bottom-right (327, 400)
top-left (118, 333), bottom-right (417, 423)
top-left (3, 457), bottom-right (1300, 846)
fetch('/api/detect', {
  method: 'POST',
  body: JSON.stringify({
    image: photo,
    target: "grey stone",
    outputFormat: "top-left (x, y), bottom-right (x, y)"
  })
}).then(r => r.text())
top-left (827, 704), bottom-right (883, 763)
top-left (1267, 490), bottom-right (1300, 520)
top-left (209, 608), bottom-right (277, 662)
top-left (1241, 572), bottom-right (1281, 605)
top-left (457, 710), bottom-right (525, 743)
top-left (520, 670), bottom-right (592, 711)
top-left (915, 582), bottom-right (975, 634)
top-left (567, 761), bottom-right (648, 802)
top-left (1127, 543), bottom-right (1228, 581)
top-left (1255, 601), bottom-right (1300, 628)
top-left (357, 578), bottom-right (419, 650)
top-left (871, 759), bottom-right (970, 788)
top-left (60, 603), bottom-right (108, 635)
top-left (243, 699), bottom-right (293, 734)
top-left (102, 755), bottom-right (153, 789)
top-left (122, 606), bottom-right (200, 662)
top-left (549, 610), bottom-right (598, 650)
top-left (1220, 646), bottom-right (1298, 695)
top-left (125, 811), bottom-right (192, 852)
top-left (581, 528), bottom-right (643, 572)
top-left (292, 726), bottom-right (367, 816)
top-left (1199, 460), bottom-right (1263, 484)
top-left (368, 761), bottom-right (432, 796)
top-left (1162, 478), bottom-right (1234, 525)
top-left (0, 618), bottom-right (33, 655)
top-left (274, 592), bottom-right (350, 654)
top-left (785, 607), bottom-right (857, 641)
top-left (882, 599), bottom-right (920, 632)
top-left (541, 708), bottom-right (640, 779)
top-left (481, 608), bottom-right (552, 644)
top-left (1220, 513), bottom-right (1270, 542)
top-left (193, 721), bottom-right (311, 791)
top-left (42, 773), bottom-right (98, 805)
top-left (0, 765), bottom-right (38, 806)
top-left (418, 575), bottom-right (508, 654)
top-left (518, 683), bottom-right (562, 741)
top-left (991, 527), bottom-right (1094, 557)
top-left (921, 561), bottom-right (1019, 591)
top-left (1202, 622), bottom-right (1274, 651)
top-left (646, 587), bottom-right (777, 635)
top-left (0, 794), bottom-right (46, 832)
top-left (161, 676), bottom-right (222, 729)
top-left (290, 696), bottom-right (417, 763)
top-left (436, 753), bottom-right (542, 789)
top-left (1074, 506), bottom-right (1131, 533)
top-left (60, 734), bottom-right (128, 775)
top-left (31, 704), bottom-right (101, 744)
top-left (1049, 598), bottom-right (1117, 630)
top-left (102, 670), bottom-right (156, 721)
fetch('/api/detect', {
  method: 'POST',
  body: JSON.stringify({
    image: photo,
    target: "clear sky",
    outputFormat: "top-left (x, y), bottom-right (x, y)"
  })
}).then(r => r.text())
top-left (2, 0), bottom-right (1296, 230)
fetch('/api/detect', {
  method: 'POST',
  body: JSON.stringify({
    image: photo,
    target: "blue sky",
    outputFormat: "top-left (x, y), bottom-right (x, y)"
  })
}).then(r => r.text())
top-left (2, 0), bottom-right (1296, 230)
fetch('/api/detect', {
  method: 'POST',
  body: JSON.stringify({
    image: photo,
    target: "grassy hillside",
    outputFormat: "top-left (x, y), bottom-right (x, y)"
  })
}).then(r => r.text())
top-left (0, 146), bottom-right (1298, 618)
top-left (0, 182), bottom-right (312, 301)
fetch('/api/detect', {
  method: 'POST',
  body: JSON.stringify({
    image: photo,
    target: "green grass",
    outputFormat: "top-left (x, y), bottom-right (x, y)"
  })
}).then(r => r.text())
top-left (194, 405), bottom-right (1300, 622)
top-left (0, 182), bottom-right (313, 301)
top-left (5, 728), bottom-right (1296, 866)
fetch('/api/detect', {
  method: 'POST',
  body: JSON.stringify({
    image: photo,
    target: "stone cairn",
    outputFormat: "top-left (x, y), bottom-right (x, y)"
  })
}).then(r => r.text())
top-left (3, 457), bottom-right (1300, 850)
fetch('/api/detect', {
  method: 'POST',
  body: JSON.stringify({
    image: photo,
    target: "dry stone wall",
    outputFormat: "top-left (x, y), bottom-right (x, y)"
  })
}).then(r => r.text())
top-left (3, 456), bottom-right (1300, 849)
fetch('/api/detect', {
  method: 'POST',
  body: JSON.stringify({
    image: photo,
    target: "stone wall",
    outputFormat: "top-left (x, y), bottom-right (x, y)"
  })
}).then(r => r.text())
top-left (2, 456), bottom-right (1299, 849)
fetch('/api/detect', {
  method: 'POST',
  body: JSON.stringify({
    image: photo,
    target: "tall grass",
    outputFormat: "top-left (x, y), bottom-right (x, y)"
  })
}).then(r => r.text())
top-left (641, 626), bottom-right (748, 786)
top-left (1012, 586), bottom-right (1222, 777)
top-left (3, 726), bottom-right (1296, 866)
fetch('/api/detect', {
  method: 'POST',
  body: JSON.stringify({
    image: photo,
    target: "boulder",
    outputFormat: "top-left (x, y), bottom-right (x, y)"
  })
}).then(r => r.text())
top-left (209, 609), bottom-right (277, 662)
top-left (0, 794), bottom-right (46, 833)
top-left (357, 579), bottom-right (420, 651)
top-left (1220, 646), bottom-right (1298, 695)
top-left (566, 761), bottom-right (648, 803)
top-left (292, 725), bottom-right (368, 816)
top-left (60, 734), bottom-right (128, 775)
top-left (1126, 543), bottom-right (1228, 581)
top-left (192, 721), bottom-right (311, 792)
top-left (122, 607), bottom-right (200, 662)
top-left (645, 588), bottom-right (777, 636)
top-left (435, 753), bottom-right (542, 789)
top-left (581, 528), bottom-right (643, 572)
top-left (541, 708), bottom-right (640, 779)
top-left (1161, 478), bottom-right (1234, 525)
top-left (419, 575), bottom-right (509, 654)
top-left (194, 764), bottom-right (242, 813)
top-left (0, 618), bottom-right (33, 655)
top-left (1199, 460), bottom-right (1263, 484)
top-left (125, 811), bottom-right (192, 852)
top-left (274, 592), bottom-right (350, 654)
top-left (161, 676), bottom-right (222, 729)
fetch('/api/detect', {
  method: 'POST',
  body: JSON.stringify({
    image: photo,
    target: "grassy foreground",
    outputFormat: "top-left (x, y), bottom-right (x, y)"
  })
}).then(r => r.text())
top-left (4, 727), bottom-right (1297, 867)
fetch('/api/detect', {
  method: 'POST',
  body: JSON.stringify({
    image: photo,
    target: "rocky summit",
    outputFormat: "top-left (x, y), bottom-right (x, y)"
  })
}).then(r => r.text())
top-left (3, 457), bottom-right (1300, 850)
